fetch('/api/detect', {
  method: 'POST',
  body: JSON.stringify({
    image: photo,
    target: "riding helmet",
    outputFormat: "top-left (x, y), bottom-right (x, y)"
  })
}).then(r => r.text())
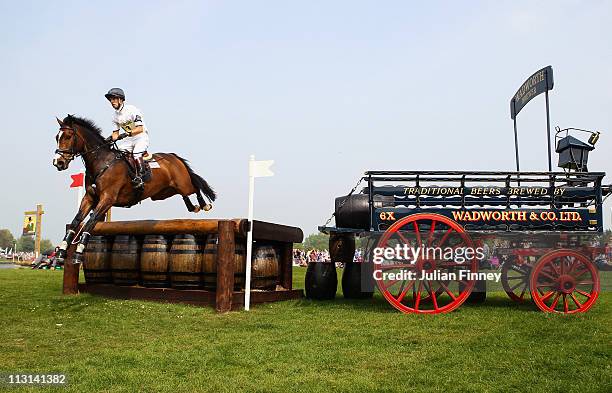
top-left (105, 88), bottom-right (126, 100)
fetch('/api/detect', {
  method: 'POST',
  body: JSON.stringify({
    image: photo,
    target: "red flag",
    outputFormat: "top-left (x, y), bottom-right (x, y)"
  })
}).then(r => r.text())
top-left (70, 173), bottom-right (85, 188)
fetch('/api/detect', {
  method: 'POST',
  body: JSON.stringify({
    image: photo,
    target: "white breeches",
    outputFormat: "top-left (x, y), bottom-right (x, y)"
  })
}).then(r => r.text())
top-left (116, 132), bottom-right (149, 157)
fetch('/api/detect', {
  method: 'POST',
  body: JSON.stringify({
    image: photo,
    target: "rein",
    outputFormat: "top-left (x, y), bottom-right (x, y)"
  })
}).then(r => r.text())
top-left (56, 125), bottom-right (120, 185)
top-left (55, 126), bottom-right (113, 160)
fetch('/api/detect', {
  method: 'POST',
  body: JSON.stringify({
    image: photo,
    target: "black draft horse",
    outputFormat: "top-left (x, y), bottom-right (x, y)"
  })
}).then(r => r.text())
top-left (53, 115), bottom-right (216, 263)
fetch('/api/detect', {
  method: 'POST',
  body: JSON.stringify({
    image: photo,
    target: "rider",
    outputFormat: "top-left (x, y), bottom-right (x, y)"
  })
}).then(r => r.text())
top-left (105, 87), bottom-right (149, 189)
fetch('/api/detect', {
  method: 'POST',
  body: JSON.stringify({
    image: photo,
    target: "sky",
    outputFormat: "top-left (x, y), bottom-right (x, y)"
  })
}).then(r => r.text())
top-left (0, 0), bottom-right (611, 244)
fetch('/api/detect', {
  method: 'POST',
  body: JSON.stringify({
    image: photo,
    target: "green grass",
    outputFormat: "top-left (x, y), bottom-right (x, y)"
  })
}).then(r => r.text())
top-left (0, 267), bottom-right (610, 393)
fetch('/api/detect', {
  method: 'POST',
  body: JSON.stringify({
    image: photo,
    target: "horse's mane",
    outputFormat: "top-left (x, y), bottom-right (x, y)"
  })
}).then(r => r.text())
top-left (62, 115), bottom-right (105, 143)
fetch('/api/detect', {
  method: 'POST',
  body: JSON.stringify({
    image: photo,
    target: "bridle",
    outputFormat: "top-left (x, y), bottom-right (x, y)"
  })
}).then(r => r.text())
top-left (55, 124), bottom-right (123, 184)
top-left (55, 126), bottom-right (80, 162)
top-left (55, 125), bottom-right (113, 162)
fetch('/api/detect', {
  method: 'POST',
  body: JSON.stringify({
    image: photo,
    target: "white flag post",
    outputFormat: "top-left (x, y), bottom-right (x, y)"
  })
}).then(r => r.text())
top-left (245, 155), bottom-right (274, 311)
top-left (76, 184), bottom-right (84, 210)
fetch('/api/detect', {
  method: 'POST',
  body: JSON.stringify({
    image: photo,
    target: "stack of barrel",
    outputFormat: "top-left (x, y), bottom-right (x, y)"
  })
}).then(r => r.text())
top-left (83, 235), bottom-right (280, 290)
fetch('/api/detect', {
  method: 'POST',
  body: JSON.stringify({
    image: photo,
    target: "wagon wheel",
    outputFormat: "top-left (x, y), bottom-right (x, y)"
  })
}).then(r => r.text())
top-left (501, 258), bottom-right (533, 303)
top-left (529, 249), bottom-right (600, 314)
top-left (374, 213), bottom-right (478, 314)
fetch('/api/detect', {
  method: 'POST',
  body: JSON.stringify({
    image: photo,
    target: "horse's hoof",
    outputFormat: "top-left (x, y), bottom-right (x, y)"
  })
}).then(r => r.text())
top-left (203, 204), bottom-right (212, 211)
top-left (192, 205), bottom-right (201, 213)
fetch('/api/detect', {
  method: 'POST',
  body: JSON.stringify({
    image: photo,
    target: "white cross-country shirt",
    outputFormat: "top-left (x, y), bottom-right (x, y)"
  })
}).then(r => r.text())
top-left (112, 103), bottom-right (148, 134)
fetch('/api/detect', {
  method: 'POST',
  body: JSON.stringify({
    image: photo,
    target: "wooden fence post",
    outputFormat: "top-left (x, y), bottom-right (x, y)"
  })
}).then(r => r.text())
top-left (62, 245), bottom-right (80, 294)
top-left (279, 243), bottom-right (293, 290)
top-left (216, 220), bottom-right (235, 312)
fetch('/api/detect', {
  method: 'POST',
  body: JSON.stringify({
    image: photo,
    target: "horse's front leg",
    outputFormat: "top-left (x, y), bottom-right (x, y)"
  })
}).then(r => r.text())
top-left (57, 192), bottom-right (95, 260)
top-left (72, 197), bottom-right (114, 264)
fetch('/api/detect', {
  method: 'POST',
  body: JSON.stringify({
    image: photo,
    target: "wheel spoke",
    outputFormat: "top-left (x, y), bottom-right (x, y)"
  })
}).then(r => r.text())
top-left (540, 291), bottom-right (555, 302)
top-left (427, 220), bottom-right (436, 247)
top-left (563, 294), bottom-right (569, 313)
top-left (436, 228), bottom-right (453, 248)
top-left (413, 222), bottom-right (422, 247)
top-left (566, 258), bottom-right (578, 275)
top-left (549, 259), bottom-right (561, 276)
top-left (518, 284), bottom-right (528, 300)
top-left (510, 280), bottom-right (525, 291)
top-left (575, 280), bottom-right (595, 286)
top-left (438, 280), bottom-right (456, 300)
top-left (383, 277), bottom-right (403, 289)
top-left (394, 231), bottom-right (412, 248)
top-left (559, 257), bottom-right (565, 275)
top-left (426, 281), bottom-right (439, 310)
top-left (570, 293), bottom-right (583, 308)
top-left (572, 268), bottom-right (589, 279)
top-left (538, 270), bottom-right (557, 282)
top-left (575, 289), bottom-right (593, 299)
top-left (413, 281), bottom-right (423, 310)
top-left (507, 275), bottom-right (527, 281)
top-left (396, 280), bottom-right (415, 303)
top-left (550, 292), bottom-right (561, 309)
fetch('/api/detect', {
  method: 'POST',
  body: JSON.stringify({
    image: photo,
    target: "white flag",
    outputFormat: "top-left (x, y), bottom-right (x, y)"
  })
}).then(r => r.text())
top-left (249, 159), bottom-right (274, 178)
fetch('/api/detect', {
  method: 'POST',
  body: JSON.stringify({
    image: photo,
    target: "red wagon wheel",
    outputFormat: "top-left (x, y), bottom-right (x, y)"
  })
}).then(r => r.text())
top-left (529, 249), bottom-right (600, 314)
top-left (501, 258), bottom-right (533, 303)
top-left (374, 213), bottom-right (478, 314)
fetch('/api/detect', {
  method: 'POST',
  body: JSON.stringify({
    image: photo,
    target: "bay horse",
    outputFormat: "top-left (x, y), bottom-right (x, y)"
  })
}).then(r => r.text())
top-left (53, 115), bottom-right (216, 263)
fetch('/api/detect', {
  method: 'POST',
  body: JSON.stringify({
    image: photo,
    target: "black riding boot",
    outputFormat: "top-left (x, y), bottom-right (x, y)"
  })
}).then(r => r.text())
top-left (133, 157), bottom-right (145, 189)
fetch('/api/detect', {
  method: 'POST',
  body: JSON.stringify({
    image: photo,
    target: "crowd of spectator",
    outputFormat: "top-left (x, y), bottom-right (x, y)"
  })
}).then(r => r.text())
top-left (293, 249), bottom-right (364, 267)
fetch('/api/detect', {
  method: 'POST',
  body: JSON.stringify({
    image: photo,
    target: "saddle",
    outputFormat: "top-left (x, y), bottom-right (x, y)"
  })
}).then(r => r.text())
top-left (123, 152), bottom-right (153, 185)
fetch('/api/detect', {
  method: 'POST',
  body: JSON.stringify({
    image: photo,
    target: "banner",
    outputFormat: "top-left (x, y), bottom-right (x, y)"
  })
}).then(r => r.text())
top-left (249, 160), bottom-right (274, 178)
top-left (70, 172), bottom-right (85, 188)
top-left (23, 213), bottom-right (37, 236)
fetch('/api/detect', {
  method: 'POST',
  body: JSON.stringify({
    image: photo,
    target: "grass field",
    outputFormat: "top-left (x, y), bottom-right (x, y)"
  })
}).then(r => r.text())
top-left (0, 267), bottom-right (610, 393)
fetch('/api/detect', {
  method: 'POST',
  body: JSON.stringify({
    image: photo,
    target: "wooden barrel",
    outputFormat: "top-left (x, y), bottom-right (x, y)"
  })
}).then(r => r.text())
top-left (201, 236), bottom-right (217, 290)
top-left (140, 235), bottom-right (170, 288)
top-left (169, 234), bottom-right (202, 290)
top-left (201, 236), bottom-right (247, 290)
top-left (83, 236), bottom-right (112, 284)
top-left (251, 245), bottom-right (279, 290)
top-left (111, 235), bottom-right (140, 286)
top-left (233, 242), bottom-right (246, 290)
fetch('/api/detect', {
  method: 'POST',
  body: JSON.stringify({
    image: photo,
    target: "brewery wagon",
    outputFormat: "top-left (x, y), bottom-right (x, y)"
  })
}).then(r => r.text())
top-left (311, 128), bottom-right (611, 314)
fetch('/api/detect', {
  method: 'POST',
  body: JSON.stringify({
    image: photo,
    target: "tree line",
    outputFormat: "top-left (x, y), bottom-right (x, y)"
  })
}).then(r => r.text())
top-left (0, 229), bottom-right (54, 254)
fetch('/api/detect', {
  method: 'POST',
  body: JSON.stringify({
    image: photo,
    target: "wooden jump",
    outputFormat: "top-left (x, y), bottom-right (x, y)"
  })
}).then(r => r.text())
top-left (62, 218), bottom-right (304, 312)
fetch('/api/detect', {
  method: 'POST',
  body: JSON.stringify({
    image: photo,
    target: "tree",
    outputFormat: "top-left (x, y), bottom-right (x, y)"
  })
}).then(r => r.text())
top-left (40, 239), bottom-right (55, 255)
top-left (16, 236), bottom-right (35, 252)
top-left (0, 229), bottom-right (15, 249)
top-left (303, 233), bottom-right (329, 250)
top-left (300, 232), bottom-right (364, 251)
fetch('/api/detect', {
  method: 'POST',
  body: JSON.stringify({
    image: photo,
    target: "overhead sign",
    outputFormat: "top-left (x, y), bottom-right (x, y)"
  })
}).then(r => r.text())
top-left (23, 213), bottom-right (37, 235)
top-left (510, 65), bottom-right (554, 120)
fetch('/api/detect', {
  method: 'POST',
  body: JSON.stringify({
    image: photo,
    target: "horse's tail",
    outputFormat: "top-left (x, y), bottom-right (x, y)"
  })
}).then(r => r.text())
top-left (172, 154), bottom-right (217, 202)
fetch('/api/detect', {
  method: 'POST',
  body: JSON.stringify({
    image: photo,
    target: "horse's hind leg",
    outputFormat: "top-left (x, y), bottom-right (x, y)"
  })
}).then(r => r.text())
top-left (183, 196), bottom-right (201, 213)
top-left (195, 190), bottom-right (212, 211)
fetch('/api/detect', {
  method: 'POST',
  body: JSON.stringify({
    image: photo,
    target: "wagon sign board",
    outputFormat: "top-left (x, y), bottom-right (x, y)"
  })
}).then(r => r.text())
top-left (510, 65), bottom-right (554, 120)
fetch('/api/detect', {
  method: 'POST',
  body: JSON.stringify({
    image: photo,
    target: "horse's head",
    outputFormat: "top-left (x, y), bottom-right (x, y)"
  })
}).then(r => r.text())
top-left (53, 117), bottom-right (84, 171)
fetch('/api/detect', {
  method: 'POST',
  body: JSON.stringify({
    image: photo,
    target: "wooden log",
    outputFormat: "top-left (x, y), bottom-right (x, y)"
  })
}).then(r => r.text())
top-left (92, 219), bottom-right (247, 236)
top-left (91, 218), bottom-right (302, 243)
top-left (216, 220), bottom-right (235, 313)
top-left (78, 284), bottom-right (303, 309)
top-left (251, 220), bottom-right (303, 243)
